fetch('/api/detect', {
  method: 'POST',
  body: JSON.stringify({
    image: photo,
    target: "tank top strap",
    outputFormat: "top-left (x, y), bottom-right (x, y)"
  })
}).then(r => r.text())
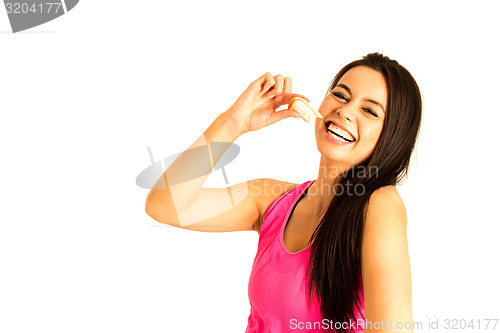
top-left (259, 180), bottom-right (315, 242)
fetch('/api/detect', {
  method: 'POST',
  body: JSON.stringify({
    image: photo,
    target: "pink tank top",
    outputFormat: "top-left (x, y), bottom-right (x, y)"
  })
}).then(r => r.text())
top-left (245, 180), bottom-right (365, 332)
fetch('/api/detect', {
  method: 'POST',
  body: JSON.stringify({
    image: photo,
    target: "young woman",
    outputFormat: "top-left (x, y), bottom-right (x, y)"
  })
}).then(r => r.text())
top-left (146, 52), bottom-right (422, 333)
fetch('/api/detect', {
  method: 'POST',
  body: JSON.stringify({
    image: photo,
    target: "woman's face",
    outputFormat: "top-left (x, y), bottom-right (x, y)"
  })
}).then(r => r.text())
top-left (315, 65), bottom-right (387, 169)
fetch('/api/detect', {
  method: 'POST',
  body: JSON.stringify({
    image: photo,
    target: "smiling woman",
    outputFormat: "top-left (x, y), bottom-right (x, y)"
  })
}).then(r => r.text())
top-left (303, 54), bottom-right (421, 333)
top-left (145, 52), bottom-right (422, 333)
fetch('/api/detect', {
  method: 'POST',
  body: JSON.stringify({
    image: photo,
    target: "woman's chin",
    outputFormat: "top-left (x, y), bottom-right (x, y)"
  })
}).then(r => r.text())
top-left (317, 143), bottom-right (365, 168)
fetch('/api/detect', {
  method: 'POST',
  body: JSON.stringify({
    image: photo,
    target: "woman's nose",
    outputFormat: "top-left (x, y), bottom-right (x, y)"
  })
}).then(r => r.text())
top-left (336, 106), bottom-right (355, 122)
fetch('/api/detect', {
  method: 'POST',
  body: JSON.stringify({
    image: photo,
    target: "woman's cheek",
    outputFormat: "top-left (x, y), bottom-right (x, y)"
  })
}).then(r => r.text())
top-left (359, 128), bottom-right (379, 153)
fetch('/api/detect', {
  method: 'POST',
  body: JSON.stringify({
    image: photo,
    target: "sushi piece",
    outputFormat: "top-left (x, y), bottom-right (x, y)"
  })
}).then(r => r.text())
top-left (288, 96), bottom-right (322, 123)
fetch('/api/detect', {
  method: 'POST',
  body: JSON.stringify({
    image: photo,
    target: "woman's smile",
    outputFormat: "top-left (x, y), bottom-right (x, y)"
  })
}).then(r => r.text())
top-left (324, 120), bottom-right (357, 145)
top-left (315, 65), bottom-right (387, 168)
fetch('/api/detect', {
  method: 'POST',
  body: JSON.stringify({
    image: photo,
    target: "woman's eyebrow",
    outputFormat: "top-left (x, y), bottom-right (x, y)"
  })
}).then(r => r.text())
top-left (365, 98), bottom-right (386, 113)
top-left (337, 83), bottom-right (351, 95)
top-left (336, 83), bottom-right (385, 113)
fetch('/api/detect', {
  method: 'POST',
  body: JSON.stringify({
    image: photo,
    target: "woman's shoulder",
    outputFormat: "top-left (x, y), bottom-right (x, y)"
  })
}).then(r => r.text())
top-left (370, 185), bottom-right (404, 202)
top-left (365, 185), bottom-right (407, 231)
top-left (360, 186), bottom-right (412, 325)
top-left (250, 178), bottom-right (301, 234)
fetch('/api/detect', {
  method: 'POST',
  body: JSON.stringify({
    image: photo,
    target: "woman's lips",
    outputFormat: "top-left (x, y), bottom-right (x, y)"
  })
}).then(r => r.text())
top-left (330, 121), bottom-right (356, 141)
top-left (324, 121), bottom-right (355, 146)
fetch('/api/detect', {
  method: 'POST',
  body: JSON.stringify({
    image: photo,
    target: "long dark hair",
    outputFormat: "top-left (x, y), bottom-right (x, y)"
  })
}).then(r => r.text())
top-left (305, 53), bottom-right (422, 332)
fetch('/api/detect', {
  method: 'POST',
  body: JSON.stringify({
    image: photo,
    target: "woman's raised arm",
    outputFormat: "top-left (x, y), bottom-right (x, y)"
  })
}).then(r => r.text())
top-left (145, 72), bottom-right (306, 232)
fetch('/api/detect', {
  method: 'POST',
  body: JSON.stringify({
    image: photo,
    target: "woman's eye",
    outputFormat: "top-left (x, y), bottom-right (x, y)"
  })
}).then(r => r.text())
top-left (332, 92), bottom-right (347, 101)
top-left (363, 108), bottom-right (378, 117)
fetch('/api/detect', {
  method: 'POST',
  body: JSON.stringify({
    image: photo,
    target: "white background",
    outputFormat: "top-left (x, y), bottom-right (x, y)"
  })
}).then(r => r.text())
top-left (1, 1), bottom-right (499, 332)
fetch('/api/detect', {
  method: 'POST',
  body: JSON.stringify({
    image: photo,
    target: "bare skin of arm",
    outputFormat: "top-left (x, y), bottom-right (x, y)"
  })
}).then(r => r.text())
top-left (145, 72), bottom-right (306, 232)
top-left (361, 186), bottom-right (413, 333)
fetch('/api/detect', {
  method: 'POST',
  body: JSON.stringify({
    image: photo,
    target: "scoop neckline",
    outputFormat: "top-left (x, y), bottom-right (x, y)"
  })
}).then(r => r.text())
top-left (279, 180), bottom-right (315, 255)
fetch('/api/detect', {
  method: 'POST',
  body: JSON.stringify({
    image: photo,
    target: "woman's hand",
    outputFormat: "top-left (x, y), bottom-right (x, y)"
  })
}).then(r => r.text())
top-left (224, 72), bottom-right (309, 134)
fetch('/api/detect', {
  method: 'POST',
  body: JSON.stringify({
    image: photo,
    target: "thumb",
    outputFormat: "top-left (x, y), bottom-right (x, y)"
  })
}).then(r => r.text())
top-left (268, 108), bottom-right (302, 125)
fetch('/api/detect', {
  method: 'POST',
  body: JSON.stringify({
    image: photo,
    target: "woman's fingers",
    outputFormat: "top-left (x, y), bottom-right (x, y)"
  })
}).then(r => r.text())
top-left (261, 72), bottom-right (275, 93)
top-left (257, 73), bottom-right (309, 105)
top-left (283, 76), bottom-right (292, 95)
top-left (274, 74), bottom-right (285, 95)
top-left (267, 74), bottom-right (285, 97)
top-left (268, 108), bottom-right (302, 125)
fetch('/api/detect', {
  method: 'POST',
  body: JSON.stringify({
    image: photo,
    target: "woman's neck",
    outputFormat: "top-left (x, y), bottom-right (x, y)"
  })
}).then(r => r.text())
top-left (304, 156), bottom-right (351, 220)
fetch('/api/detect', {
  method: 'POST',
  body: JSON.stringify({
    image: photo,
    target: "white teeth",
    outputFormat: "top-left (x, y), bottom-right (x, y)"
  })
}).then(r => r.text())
top-left (328, 131), bottom-right (349, 143)
top-left (327, 130), bottom-right (348, 142)
top-left (327, 122), bottom-right (354, 141)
